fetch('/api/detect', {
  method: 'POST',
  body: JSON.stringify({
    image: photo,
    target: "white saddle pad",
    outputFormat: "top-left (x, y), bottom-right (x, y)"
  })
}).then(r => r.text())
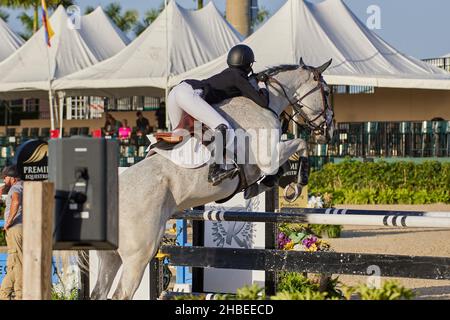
top-left (146, 134), bottom-right (211, 169)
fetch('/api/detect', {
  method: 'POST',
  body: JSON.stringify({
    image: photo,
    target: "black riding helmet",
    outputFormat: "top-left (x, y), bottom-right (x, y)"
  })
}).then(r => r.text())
top-left (227, 44), bottom-right (255, 73)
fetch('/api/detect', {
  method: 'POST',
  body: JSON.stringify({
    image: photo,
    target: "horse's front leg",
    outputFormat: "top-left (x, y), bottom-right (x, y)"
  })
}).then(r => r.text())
top-left (244, 138), bottom-right (308, 199)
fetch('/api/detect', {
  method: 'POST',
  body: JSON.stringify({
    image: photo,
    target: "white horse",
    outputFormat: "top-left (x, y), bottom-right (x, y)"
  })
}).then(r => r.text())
top-left (90, 59), bottom-right (334, 299)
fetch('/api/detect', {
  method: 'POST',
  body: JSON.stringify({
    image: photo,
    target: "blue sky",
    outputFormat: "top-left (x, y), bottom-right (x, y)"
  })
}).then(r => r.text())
top-left (1, 0), bottom-right (450, 59)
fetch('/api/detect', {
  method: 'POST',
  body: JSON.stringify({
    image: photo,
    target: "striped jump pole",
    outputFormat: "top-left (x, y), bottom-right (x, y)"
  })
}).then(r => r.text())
top-left (280, 207), bottom-right (450, 218)
top-left (171, 209), bottom-right (450, 228)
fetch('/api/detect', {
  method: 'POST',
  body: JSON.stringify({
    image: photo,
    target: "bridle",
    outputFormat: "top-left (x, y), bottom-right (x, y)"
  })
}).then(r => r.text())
top-left (267, 67), bottom-right (334, 138)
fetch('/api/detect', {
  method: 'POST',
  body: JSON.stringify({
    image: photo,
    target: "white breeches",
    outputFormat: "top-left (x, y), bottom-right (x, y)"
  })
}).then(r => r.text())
top-left (167, 82), bottom-right (236, 147)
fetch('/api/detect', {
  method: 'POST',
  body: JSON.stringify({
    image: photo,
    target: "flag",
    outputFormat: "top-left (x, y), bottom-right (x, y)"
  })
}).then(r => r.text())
top-left (41, 0), bottom-right (55, 47)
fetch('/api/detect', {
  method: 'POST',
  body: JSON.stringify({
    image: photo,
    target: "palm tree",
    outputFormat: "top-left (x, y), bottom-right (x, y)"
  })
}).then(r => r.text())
top-left (0, 0), bottom-right (75, 34)
top-left (134, 2), bottom-right (164, 36)
top-left (195, 0), bottom-right (204, 9)
top-left (0, 8), bottom-right (9, 21)
top-left (17, 12), bottom-right (33, 39)
top-left (252, 6), bottom-right (269, 29)
top-left (104, 2), bottom-right (138, 34)
top-left (84, 6), bottom-right (95, 15)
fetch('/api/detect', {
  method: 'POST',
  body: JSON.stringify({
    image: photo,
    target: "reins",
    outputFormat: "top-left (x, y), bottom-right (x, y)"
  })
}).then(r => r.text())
top-left (267, 68), bottom-right (332, 136)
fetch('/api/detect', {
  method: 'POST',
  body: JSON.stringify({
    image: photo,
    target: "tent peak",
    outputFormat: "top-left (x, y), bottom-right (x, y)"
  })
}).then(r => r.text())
top-left (87, 6), bottom-right (104, 14)
top-left (53, 5), bottom-right (67, 14)
top-left (0, 16), bottom-right (24, 62)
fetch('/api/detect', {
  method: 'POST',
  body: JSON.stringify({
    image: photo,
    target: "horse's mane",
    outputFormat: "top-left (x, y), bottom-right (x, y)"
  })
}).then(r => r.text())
top-left (264, 64), bottom-right (299, 76)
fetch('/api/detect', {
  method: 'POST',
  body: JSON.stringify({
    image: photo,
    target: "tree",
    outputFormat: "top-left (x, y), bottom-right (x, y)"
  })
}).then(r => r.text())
top-left (194, 0), bottom-right (203, 9)
top-left (134, 2), bottom-right (164, 37)
top-left (17, 12), bottom-right (33, 39)
top-left (252, 5), bottom-right (269, 29)
top-left (104, 2), bottom-right (138, 33)
top-left (0, 0), bottom-right (75, 34)
top-left (0, 8), bottom-right (9, 21)
top-left (84, 5), bottom-right (95, 15)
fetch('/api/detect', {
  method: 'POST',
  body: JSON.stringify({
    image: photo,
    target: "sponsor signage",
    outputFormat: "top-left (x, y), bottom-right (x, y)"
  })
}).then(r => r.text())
top-left (278, 153), bottom-right (308, 208)
top-left (14, 139), bottom-right (48, 181)
top-left (204, 193), bottom-right (266, 293)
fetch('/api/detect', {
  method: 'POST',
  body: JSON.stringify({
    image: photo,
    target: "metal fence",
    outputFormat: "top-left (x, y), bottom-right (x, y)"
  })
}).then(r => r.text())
top-left (423, 57), bottom-right (450, 72)
top-left (319, 121), bottom-right (450, 158)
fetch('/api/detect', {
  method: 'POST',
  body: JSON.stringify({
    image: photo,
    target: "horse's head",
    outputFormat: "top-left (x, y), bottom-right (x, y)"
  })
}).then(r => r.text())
top-left (265, 59), bottom-right (335, 144)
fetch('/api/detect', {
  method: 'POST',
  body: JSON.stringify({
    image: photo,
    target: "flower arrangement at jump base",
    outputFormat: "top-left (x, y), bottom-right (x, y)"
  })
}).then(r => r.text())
top-left (277, 231), bottom-right (330, 252)
top-left (277, 194), bottom-right (341, 251)
top-left (306, 194), bottom-right (342, 238)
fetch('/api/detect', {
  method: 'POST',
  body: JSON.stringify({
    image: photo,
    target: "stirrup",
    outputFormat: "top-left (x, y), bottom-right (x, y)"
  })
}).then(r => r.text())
top-left (209, 166), bottom-right (239, 186)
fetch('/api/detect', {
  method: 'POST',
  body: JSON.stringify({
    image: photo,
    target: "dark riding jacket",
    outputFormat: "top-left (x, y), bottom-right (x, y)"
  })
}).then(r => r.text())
top-left (184, 68), bottom-right (269, 108)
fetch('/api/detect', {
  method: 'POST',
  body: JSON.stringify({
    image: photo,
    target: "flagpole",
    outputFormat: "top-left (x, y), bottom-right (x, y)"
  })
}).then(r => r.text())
top-left (165, 0), bottom-right (170, 131)
top-left (42, 0), bottom-right (55, 132)
top-left (46, 48), bottom-right (55, 132)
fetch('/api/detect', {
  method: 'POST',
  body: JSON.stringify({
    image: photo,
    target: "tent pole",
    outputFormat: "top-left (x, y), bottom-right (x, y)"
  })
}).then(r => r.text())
top-left (58, 91), bottom-right (64, 138)
top-left (47, 87), bottom-right (55, 131)
top-left (53, 93), bottom-right (59, 129)
top-left (4, 101), bottom-right (7, 128)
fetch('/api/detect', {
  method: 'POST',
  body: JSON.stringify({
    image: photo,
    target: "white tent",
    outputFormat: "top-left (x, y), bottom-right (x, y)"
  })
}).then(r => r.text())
top-left (0, 6), bottom-right (129, 99)
top-left (0, 17), bottom-right (24, 62)
top-left (79, 7), bottom-right (130, 61)
top-left (54, 1), bottom-right (242, 97)
top-left (170, 0), bottom-right (450, 90)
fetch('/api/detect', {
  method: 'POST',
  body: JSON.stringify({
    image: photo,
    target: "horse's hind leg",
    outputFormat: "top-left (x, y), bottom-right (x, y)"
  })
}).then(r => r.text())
top-left (90, 250), bottom-right (122, 300)
top-left (111, 251), bottom-right (154, 300)
top-left (112, 218), bottom-right (172, 300)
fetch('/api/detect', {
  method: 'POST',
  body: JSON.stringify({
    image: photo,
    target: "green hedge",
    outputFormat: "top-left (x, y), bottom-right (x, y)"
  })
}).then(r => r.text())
top-left (309, 160), bottom-right (450, 205)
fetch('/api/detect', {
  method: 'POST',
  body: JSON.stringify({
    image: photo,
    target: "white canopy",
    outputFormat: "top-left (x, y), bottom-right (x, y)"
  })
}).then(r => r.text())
top-left (79, 7), bottom-right (130, 60)
top-left (54, 1), bottom-right (242, 97)
top-left (171, 0), bottom-right (450, 90)
top-left (0, 17), bottom-right (24, 62)
top-left (0, 6), bottom-right (129, 99)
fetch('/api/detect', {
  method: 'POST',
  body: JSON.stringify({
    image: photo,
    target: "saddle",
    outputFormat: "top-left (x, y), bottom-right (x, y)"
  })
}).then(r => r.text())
top-left (153, 111), bottom-right (209, 150)
top-left (150, 112), bottom-right (253, 204)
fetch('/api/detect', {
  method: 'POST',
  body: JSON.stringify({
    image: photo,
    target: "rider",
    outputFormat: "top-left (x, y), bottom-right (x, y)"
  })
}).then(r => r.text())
top-left (167, 44), bottom-right (270, 186)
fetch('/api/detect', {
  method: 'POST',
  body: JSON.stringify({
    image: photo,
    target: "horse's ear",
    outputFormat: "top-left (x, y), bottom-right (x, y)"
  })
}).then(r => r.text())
top-left (299, 57), bottom-right (306, 68)
top-left (316, 59), bottom-right (332, 74)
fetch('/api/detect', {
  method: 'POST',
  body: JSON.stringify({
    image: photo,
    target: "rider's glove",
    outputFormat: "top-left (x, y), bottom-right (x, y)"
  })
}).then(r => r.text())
top-left (256, 72), bottom-right (269, 83)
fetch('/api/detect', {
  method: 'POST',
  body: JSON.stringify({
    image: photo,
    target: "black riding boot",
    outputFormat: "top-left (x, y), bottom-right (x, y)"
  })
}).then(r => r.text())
top-left (208, 124), bottom-right (239, 186)
top-left (243, 162), bottom-right (290, 200)
top-left (259, 161), bottom-right (291, 188)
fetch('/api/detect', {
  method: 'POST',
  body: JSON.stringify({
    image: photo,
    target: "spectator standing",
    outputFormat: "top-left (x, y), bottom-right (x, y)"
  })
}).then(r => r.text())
top-left (103, 113), bottom-right (122, 137)
top-left (155, 103), bottom-right (167, 131)
top-left (0, 165), bottom-right (23, 300)
top-left (136, 111), bottom-right (151, 135)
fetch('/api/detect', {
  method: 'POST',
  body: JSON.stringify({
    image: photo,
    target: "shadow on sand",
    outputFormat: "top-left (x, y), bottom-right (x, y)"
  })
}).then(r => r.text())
top-left (339, 228), bottom-right (450, 239)
top-left (413, 286), bottom-right (450, 300)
